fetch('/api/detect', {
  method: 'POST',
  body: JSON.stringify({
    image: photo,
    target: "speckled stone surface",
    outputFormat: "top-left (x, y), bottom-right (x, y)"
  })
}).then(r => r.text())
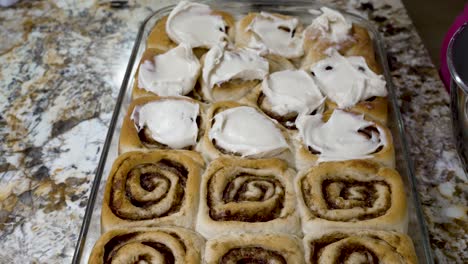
top-left (0, 0), bottom-right (466, 263)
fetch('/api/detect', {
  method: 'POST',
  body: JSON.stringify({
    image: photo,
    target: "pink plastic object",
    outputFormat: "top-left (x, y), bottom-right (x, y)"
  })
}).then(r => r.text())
top-left (440, 4), bottom-right (468, 92)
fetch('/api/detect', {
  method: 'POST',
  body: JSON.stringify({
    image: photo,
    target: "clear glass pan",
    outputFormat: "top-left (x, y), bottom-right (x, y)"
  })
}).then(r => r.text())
top-left (72, 1), bottom-right (434, 263)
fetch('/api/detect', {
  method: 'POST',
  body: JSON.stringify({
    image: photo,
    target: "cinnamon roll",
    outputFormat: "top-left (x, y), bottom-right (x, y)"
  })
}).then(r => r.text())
top-left (198, 43), bottom-right (269, 102)
top-left (119, 96), bottom-right (204, 154)
top-left (302, 7), bottom-right (380, 73)
top-left (197, 101), bottom-right (294, 166)
top-left (246, 69), bottom-right (325, 129)
top-left (296, 160), bottom-right (407, 234)
top-left (236, 12), bottom-right (304, 59)
top-left (295, 109), bottom-right (394, 170)
top-left (304, 230), bottom-right (418, 264)
top-left (101, 150), bottom-right (204, 232)
top-left (196, 157), bottom-right (300, 238)
top-left (303, 49), bottom-right (388, 124)
top-left (131, 45), bottom-right (201, 99)
top-left (204, 233), bottom-right (305, 264)
top-left (88, 227), bottom-right (204, 264)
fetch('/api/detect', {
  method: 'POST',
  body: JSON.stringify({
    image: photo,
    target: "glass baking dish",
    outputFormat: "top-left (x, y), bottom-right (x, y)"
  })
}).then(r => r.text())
top-left (72, 1), bottom-right (434, 263)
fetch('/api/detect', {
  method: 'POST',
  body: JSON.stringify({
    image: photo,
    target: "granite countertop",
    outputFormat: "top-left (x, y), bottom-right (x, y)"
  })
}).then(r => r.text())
top-left (0, 0), bottom-right (466, 263)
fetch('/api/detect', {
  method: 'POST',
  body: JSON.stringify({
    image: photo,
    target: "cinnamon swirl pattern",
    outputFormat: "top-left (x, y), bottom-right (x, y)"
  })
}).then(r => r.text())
top-left (196, 157), bottom-right (300, 238)
top-left (304, 230), bottom-right (418, 264)
top-left (119, 96), bottom-right (204, 154)
top-left (296, 160), bottom-right (407, 233)
top-left (101, 150), bottom-right (203, 232)
top-left (88, 227), bottom-right (205, 264)
top-left (204, 233), bottom-right (305, 264)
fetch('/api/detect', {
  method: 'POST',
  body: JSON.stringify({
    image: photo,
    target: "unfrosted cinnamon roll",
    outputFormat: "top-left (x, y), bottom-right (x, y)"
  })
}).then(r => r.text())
top-left (197, 101), bottom-right (294, 167)
top-left (196, 157), bottom-right (300, 238)
top-left (236, 12), bottom-right (304, 59)
top-left (294, 109), bottom-right (394, 170)
top-left (119, 96), bottom-right (204, 153)
top-left (304, 230), bottom-right (418, 264)
top-left (199, 43), bottom-right (269, 102)
top-left (101, 150), bottom-right (204, 232)
top-left (132, 45), bottom-right (201, 99)
top-left (204, 233), bottom-right (305, 264)
top-left (296, 160), bottom-right (407, 234)
top-left (88, 227), bottom-right (204, 264)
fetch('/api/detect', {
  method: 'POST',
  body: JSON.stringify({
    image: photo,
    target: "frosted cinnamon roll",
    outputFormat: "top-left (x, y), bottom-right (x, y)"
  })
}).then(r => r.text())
top-left (236, 12), bottom-right (304, 59)
top-left (295, 109), bottom-right (394, 170)
top-left (296, 160), bottom-right (407, 234)
top-left (204, 233), bottom-right (305, 264)
top-left (304, 50), bottom-right (388, 124)
top-left (197, 102), bottom-right (293, 166)
top-left (88, 227), bottom-right (204, 264)
top-left (302, 7), bottom-right (380, 73)
top-left (101, 150), bottom-right (204, 232)
top-left (199, 43), bottom-right (269, 102)
top-left (304, 230), bottom-right (418, 264)
top-left (119, 96), bottom-right (204, 154)
top-left (196, 157), bottom-right (300, 238)
top-left (132, 45), bottom-right (201, 99)
top-left (247, 69), bottom-right (325, 129)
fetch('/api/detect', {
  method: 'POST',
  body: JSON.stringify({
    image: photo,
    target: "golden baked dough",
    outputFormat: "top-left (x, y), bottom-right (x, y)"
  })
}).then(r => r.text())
top-left (304, 229), bottom-right (418, 264)
top-left (196, 101), bottom-right (295, 167)
top-left (294, 109), bottom-right (395, 171)
top-left (196, 157), bottom-right (300, 238)
top-left (88, 227), bottom-right (204, 264)
top-left (119, 96), bottom-right (204, 154)
top-left (204, 233), bottom-right (305, 264)
top-left (296, 160), bottom-right (407, 234)
top-left (101, 150), bottom-right (204, 232)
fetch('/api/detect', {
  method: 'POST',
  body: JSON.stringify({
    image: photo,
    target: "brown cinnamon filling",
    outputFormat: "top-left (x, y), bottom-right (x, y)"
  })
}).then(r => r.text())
top-left (207, 174), bottom-right (285, 222)
top-left (302, 178), bottom-right (391, 221)
top-left (137, 115), bottom-right (201, 150)
top-left (110, 160), bottom-right (188, 220)
top-left (309, 237), bottom-right (380, 264)
top-left (219, 247), bottom-right (287, 264)
top-left (257, 92), bottom-right (298, 129)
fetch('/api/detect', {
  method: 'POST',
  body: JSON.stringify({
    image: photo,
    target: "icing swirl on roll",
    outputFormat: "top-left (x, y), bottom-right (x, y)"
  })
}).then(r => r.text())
top-left (138, 44), bottom-right (200, 96)
top-left (209, 106), bottom-right (288, 157)
top-left (296, 110), bottom-right (386, 162)
top-left (166, 1), bottom-right (228, 48)
top-left (261, 69), bottom-right (325, 116)
top-left (202, 43), bottom-right (268, 93)
top-left (246, 12), bottom-right (304, 58)
top-left (305, 7), bottom-right (352, 43)
top-left (131, 99), bottom-right (199, 149)
top-left (309, 50), bottom-right (387, 108)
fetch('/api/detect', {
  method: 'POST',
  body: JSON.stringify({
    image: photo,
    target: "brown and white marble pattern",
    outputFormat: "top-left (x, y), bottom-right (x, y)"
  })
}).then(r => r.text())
top-left (0, 0), bottom-right (466, 263)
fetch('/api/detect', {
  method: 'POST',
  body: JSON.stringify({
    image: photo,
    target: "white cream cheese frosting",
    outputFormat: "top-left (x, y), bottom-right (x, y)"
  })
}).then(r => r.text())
top-left (166, 1), bottom-right (227, 48)
top-left (246, 12), bottom-right (304, 58)
top-left (138, 44), bottom-right (200, 96)
top-left (262, 69), bottom-right (325, 116)
top-left (297, 109), bottom-right (386, 162)
top-left (309, 50), bottom-right (387, 108)
top-left (131, 100), bottom-right (199, 149)
top-left (202, 43), bottom-right (268, 97)
top-left (209, 106), bottom-right (288, 157)
top-left (305, 7), bottom-right (352, 43)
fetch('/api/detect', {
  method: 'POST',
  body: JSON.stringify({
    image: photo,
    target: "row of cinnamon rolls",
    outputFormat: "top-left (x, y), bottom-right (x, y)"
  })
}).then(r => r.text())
top-left (91, 151), bottom-right (415, 263)
top-left (121, 97), bottom-right (394, 171)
